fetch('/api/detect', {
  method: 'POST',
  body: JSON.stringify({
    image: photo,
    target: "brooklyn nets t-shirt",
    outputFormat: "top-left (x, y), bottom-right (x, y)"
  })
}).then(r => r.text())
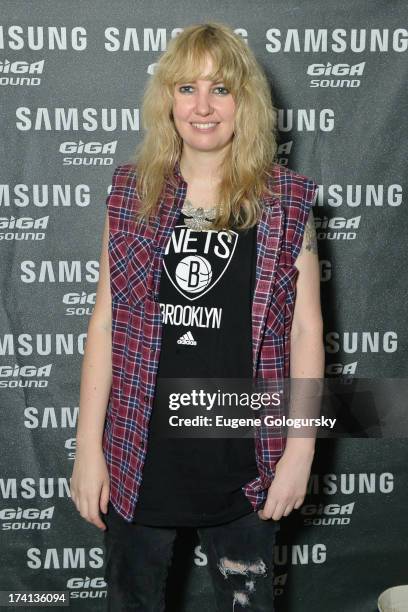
top-left (132, 210), bottom-right (259, 526)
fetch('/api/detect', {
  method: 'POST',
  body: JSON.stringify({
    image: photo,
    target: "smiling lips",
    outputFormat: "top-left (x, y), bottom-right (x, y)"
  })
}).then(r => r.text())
top-left (190, 122), bottom-right (219, 131)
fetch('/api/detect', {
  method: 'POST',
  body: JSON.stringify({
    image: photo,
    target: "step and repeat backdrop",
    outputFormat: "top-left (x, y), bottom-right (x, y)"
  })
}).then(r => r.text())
top-left (1, 1), bottom-right (407, 611)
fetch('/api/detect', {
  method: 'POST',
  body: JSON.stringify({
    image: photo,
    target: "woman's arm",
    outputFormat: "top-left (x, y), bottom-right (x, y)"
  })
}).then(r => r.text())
top-left (285, 207), bottom-right (325, 456)
top-left (259, 209), bottom-right (325, 521)
top-left (70, 211), bottom-right (113, 531)
top-left (76, 211), bottom-right (112, 451)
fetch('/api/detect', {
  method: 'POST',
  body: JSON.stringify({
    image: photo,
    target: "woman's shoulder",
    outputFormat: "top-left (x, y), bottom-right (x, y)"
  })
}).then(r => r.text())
top-left (110, 162), bottom-right (138, 187)
top-left (267, 162), bottom-right (317, 194)
top-left (106, 162), bottom-right (140, 223)
top-left (264, 164), bottom-right (318, 261)
top-left (264, 163), bottom-right (318, 211)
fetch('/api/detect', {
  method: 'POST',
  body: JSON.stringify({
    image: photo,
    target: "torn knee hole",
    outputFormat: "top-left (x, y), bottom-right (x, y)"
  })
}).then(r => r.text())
top-left (233, 591), bottom-right (250, 607)
top-left (218, 556), bottom-right (267, 579)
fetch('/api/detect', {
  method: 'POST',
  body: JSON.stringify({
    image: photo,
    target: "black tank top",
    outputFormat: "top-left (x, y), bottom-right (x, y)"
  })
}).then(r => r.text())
top-left (132, 211), bottom-right (259, 526)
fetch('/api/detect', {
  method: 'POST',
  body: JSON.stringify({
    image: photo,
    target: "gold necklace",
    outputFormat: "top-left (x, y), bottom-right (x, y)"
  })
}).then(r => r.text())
top-left (181, 199), bottom-right (221, 231)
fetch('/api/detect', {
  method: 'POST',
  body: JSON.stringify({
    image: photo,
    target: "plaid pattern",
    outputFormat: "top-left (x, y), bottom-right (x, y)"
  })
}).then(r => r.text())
top-left (102, 160), bottom-right (318, 522)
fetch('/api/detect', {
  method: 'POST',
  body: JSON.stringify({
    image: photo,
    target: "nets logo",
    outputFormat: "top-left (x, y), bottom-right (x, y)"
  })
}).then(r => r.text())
top-left (0, 59), bottom-right (44, 86)
top-left (59, 140), bottom-right (117, 167)
top-left (175, 256), bottom-right (212, 294)
top-left (307, 62), bottom-right (365, 88)
top-left (163, 224), bottom-right (238, 301)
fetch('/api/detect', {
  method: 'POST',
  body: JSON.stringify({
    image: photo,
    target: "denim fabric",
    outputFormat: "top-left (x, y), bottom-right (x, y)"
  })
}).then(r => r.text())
top-left (103, 501), bottom-right (280, 611)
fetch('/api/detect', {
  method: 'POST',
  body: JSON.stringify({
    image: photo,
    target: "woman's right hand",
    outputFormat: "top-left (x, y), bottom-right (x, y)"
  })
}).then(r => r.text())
top-left (70, 446), bottom-right (110, 531)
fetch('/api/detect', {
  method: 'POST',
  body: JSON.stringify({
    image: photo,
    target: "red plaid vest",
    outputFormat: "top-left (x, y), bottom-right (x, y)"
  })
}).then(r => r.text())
top-left (102, 161), bottom-right (318, 522)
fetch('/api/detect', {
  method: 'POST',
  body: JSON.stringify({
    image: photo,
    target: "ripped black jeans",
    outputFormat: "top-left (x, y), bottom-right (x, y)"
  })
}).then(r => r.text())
top-left (103, 501), bottom-right (280, 611)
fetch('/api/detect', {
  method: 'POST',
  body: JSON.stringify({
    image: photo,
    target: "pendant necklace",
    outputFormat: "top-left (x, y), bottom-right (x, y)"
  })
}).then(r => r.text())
top-left (181, 199), bottom-right (221, 231)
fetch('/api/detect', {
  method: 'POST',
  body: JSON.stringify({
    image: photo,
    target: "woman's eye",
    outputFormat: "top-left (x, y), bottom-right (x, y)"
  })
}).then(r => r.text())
top-left (178, 85), bottom-right (194, 93)
top-left (213, 86), bottom-right (229, 95)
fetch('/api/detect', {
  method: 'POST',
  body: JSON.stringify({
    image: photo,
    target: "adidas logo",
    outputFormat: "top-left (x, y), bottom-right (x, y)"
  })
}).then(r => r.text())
top-left (177, 331), bottom-right (197, 346)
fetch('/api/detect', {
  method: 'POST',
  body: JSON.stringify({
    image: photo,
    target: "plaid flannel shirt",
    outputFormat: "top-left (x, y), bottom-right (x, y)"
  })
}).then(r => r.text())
top-left (102, 160), bottom-right (318, 522)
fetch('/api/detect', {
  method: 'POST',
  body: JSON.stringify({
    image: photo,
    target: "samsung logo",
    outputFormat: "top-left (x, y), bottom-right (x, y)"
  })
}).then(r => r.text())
top-left (0, 26), bottom-right (87, 50)
top-left (307, 472), bottom-right (394, 495)
top-left (266, 28), bottom-right (408, 53)
top-left (325, 331), bottom-right (398, 354)
top-left (0, 184), bottom-right (90, 208)
top-left (0, 333), bottom-right (87, 356)
top-left (16, 107), bottom-right (139, 131)
top-left (20, 260), bottom-right (99, 283)
top-left (104, 27), bottom-right (248, 51)
top-left (0, 477), bottom-right (70, 500)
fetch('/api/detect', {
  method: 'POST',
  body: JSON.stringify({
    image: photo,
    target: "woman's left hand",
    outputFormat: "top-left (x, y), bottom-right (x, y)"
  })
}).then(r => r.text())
top-left (257, 450), bottom-right (314, 521)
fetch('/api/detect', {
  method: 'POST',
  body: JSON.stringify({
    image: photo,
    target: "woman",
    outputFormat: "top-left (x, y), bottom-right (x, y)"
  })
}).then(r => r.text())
top-left (70, 22), bottom-right (324, 611)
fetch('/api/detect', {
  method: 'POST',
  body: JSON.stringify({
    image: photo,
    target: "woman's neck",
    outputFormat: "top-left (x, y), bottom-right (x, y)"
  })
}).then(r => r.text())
top-left (179, 147), bottom-right (226, 185)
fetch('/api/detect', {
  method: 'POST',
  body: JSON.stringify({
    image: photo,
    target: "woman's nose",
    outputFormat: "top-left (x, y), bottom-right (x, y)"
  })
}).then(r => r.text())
top-left (195, 91), bottom-right (213, 115)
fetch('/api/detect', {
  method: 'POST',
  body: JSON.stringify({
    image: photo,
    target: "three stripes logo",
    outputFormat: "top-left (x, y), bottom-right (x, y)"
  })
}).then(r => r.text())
top-left (177, 331), bottom-right (197, 346)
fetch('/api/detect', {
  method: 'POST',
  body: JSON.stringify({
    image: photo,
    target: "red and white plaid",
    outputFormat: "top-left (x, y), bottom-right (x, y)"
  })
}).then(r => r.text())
top-left (102, 160), bottom-right (318, 522)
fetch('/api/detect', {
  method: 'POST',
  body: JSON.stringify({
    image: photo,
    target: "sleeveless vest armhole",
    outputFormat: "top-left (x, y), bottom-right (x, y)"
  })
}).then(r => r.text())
top-left (105, 163), bottom-right (139, 234)
top-left (290, 178), bottom-right (319, 265)
top-left (105, 164), bottom-right (125, 233)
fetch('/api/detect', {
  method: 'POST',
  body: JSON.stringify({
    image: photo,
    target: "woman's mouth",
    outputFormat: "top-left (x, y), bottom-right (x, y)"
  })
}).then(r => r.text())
top-left (190, 122), bottom-right (219, 131)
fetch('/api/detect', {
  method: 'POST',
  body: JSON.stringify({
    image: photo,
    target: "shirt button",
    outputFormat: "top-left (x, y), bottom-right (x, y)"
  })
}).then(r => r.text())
top-left (144, 394), bottom-right (149, 401)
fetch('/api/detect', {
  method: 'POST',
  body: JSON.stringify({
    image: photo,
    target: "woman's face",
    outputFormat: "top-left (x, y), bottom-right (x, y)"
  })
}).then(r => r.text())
top-left (172, 55), bottom-right (236, 156)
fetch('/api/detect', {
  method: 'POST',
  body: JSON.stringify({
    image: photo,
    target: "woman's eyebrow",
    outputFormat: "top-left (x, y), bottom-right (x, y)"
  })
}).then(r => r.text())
top-left (178, 79), bottom-right (226, 85)
top-left (175, 80), bottom-right (227, 92)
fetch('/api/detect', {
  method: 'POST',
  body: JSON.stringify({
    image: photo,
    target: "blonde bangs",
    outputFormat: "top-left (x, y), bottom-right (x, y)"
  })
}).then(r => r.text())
top-left (159, 27), bottom-right (248, 96)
